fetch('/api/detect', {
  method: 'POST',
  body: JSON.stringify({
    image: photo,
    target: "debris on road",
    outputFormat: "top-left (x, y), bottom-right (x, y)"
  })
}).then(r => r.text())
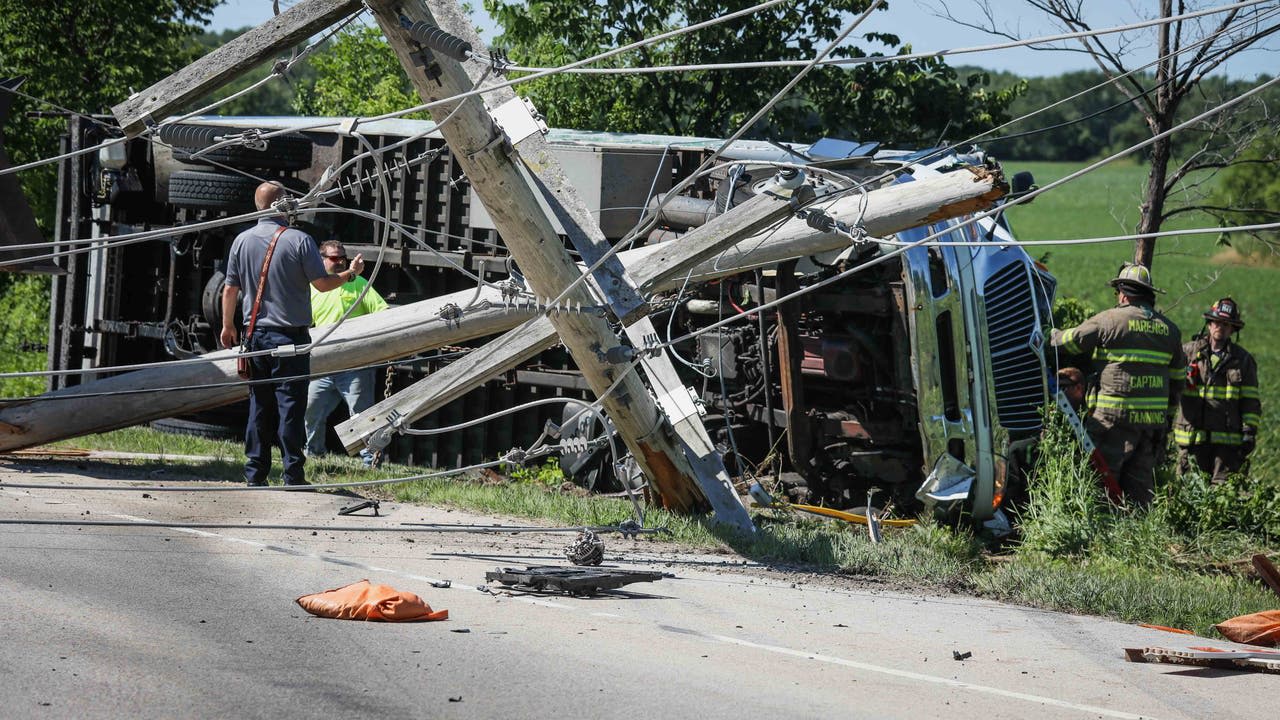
top-left (296, 579), bottom-right (449, 622)
top-left (1125, 645), bottom-right (1280, 674)
top-left (564, 528), bottom-right (606, 566)
top-left (484, 566), bottom-right (665, 596)
top-left (337, 499), bottom-right (380, 517)
top-left (952, 650), bottom-right (972, 661)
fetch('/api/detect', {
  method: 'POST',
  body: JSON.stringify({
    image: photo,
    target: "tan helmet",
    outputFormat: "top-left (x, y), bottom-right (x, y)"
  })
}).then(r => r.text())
top-left (1203, 297), bottom-right (1244, 329)
top-left (1107, 262), bottom-right (1163, 295)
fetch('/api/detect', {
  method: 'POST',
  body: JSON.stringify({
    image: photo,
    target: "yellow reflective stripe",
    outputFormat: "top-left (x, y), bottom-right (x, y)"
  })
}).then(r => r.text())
top-left (1241, 386), bottom-right (1260, 399)
top-left (1060, 328), bottom-right (1082, 355)
top-left (1170, 366), bottom-right (1187, 378)
top-left (1243, 413), bottom-right (1261, 426)
top-left (1191, 386), bottom-right (1245, 400)
top-left (1092, 394), bottom-right (1170, 410)
top-left (1210, 431), bottom-right (1244, 445)
top-left (1095, 348), bottom-right (1174, 366)
top-left (1174, 428), bottom-right (1205, 445)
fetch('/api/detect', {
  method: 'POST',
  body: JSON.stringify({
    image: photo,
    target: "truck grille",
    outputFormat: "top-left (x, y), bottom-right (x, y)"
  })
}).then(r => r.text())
top-left (983, 263), bottom-right (1046, 436)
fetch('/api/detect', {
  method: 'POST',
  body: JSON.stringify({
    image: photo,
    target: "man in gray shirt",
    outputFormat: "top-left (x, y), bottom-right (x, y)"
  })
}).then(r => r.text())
top-left (220, 181), bottom-right (364, 487)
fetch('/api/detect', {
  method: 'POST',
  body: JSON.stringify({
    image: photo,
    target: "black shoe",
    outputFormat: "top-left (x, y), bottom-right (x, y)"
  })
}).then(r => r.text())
top-left (246, 479), bottom-right (268, 487)
top-left (283, 479), bottom-right (311, 488)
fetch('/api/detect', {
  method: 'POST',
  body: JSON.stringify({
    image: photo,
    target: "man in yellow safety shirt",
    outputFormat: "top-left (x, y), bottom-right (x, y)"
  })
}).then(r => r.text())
top-left (304, 240), bottom-right (389, 466)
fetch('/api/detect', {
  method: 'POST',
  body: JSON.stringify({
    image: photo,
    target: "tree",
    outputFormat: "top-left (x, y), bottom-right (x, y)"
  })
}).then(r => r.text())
top-left (0, 0), bottom-right (217, 395)
top-left (0, 0), bottom-right (219, 229)
top-left (1209, 128), bottom-right (1280, 259)
top-left (477, 0), bottom-right (1022, 144)
top-left (933, 0), bottom-right (1280, 269)
top-left (295, 25), bottom-right (425, 118)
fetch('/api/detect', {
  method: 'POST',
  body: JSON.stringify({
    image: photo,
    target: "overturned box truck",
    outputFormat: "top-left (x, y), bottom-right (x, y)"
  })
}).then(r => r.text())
top-left (33, 115), bottom-right (1055, 522)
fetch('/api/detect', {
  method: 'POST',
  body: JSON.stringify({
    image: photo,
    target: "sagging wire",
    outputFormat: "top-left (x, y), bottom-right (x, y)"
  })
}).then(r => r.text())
top-left (663, 268), bottom-right (718, 379)
top-left (500, 0), bottom-right (1275, 76)
top-left (13, 0), bottom-right (1264, 261)
top-left (660, 73), bottom-right (1280, 353)
top-left (0, 518), bottom-right (665, 536)
top-left (0, 0), bottom-right (1265, 184)
top-left (809, 4), bottom-right (1280, 210)
top-left (230, 0), bottom-right (790, 142)
top-left (539, 0), bottom-right (888, 320)
top-left (171, 6), bottom-right (369, 157)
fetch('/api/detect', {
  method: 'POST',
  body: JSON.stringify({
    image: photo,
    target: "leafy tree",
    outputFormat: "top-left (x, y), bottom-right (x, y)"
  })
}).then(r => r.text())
top-left (0, 0), bottom-right (219, 230)
top-left (482, 0), bottom-right (1022, 144)
top-left (934, 0), bottom-right (1280, 269)
top-left (0, 0), bottom-right (217, 393)
top-left (1208, 130), bottom-right (1280, 259)
top-left (295, 25), bottom-right (425, 118)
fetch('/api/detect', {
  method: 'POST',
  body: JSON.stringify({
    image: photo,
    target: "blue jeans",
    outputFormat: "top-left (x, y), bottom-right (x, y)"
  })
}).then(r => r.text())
top-left (305, 367), bottom-right (376, 464)
top-left (245, 327), bottom-right (311, 485)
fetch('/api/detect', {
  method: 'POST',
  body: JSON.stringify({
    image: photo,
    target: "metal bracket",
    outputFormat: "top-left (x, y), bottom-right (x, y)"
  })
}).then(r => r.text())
top-left (489, 95), bottom-right (548, 145)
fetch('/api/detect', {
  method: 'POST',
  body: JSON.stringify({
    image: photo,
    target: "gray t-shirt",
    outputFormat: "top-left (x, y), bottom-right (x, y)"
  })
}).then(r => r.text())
top-left (224, 218), bottom-right (327, 328)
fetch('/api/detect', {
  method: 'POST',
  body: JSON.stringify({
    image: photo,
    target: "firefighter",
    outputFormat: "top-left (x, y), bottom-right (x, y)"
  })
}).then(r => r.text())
top-left (1051, 263), bottom-right (1185, 506)
top-left (1173, 297), bottom-right (1261, 482)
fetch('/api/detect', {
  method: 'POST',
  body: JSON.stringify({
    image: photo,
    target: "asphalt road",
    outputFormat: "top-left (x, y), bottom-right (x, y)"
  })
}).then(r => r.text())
top-left (0, 456), bottom-right (1273, 719)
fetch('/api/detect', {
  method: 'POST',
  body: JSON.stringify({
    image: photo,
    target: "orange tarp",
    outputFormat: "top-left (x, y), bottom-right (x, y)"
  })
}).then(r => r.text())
top-left (1215, 609), bottom-right (1280, 647)
top-left (297, 579), bottom-right (449, 622)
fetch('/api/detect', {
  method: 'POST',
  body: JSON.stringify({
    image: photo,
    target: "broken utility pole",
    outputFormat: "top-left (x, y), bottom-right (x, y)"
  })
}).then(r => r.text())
top-left (365, 0), bottom-right (753, 531)
top-left (111, 0), bottom-right (364, 137)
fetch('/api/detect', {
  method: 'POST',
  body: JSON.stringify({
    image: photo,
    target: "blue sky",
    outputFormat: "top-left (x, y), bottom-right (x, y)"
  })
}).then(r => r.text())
top-left (207, 0), bottom-right (1277, 79)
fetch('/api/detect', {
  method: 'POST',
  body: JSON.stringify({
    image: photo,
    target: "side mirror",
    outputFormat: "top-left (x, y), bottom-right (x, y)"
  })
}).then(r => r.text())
top-left (1009, 171), bottom-right (1037, 202)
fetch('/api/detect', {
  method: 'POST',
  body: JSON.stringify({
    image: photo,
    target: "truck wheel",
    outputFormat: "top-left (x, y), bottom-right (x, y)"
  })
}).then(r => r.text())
top-left (169, 170), bottom-right (306, 211)
top-left (159, 123), bottom-right (313, 171)
top-left (150, 417), bottom-right (243, 441)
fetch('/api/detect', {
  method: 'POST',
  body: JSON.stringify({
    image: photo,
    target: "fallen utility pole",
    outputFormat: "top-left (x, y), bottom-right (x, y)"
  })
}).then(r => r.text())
top-left (336, 166), bottom-right (1008, 455)
top-left (0, 286), bottom-right (513, 451)
top-left (111, 0), bottom-right (364, 137)
top-left (365, 0), bottom-right (752, 529)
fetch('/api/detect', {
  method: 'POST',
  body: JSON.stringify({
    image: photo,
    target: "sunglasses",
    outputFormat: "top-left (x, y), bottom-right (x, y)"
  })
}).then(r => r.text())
top-left (324, 254), bottom-right (347, 261)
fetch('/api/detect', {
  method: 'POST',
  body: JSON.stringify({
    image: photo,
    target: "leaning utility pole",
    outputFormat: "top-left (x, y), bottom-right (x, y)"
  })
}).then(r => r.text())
top-left (364, 0), bottom-right (753, 530)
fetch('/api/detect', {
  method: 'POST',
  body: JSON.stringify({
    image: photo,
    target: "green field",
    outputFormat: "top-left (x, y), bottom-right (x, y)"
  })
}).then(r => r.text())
top-left (1004, 160), bottom-right (1279, 479)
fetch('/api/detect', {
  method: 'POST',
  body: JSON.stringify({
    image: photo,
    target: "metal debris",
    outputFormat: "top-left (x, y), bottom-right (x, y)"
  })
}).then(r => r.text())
top-left (484, 566), bottom-right (664, 596)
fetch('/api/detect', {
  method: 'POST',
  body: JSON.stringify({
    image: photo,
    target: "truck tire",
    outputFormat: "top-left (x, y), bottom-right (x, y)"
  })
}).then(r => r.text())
top-left (150, 417), bottom-right (243, 441)
top-left (169, 170), bottom-right (306, 211)
top-left (159, 123), bottom-right (313, 171)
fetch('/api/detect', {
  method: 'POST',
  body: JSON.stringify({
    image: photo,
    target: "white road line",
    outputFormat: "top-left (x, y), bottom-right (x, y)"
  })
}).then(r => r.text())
top-left (706, 633), bottom-right (1153, 720)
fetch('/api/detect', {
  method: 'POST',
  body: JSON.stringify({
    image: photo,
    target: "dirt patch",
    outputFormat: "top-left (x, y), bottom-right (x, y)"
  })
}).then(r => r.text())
top-left (1209, 246), bottom-right (1280, 268)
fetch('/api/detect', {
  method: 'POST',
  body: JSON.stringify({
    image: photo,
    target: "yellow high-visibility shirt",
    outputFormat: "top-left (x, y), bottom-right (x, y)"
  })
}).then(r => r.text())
top-left (310, 276), bottom-right (388, 327)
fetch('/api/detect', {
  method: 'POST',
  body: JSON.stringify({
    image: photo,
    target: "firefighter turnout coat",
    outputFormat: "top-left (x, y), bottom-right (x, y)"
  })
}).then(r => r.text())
top-left (1053, 303), bottom-right (1186, 430)
top-left (1174, 336), bottom-right (1261, 449)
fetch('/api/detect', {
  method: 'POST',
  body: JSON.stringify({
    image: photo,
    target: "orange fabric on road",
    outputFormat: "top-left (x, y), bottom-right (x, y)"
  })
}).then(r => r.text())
top-left (296, 579), bottom-right (449, 622)
top-left (1214, 609), bottom-right (1280, 647)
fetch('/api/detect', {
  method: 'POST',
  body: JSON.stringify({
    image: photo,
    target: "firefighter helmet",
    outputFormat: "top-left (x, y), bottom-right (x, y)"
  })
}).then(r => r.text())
top-left (1203, 297), bottom-right (1244, 329)
top-left (1107, 262), bottom-right (1163, 295)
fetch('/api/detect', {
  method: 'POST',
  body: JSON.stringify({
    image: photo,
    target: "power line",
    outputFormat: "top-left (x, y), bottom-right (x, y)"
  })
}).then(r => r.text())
top-left (500, 0), bottom-right (1276, 76)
